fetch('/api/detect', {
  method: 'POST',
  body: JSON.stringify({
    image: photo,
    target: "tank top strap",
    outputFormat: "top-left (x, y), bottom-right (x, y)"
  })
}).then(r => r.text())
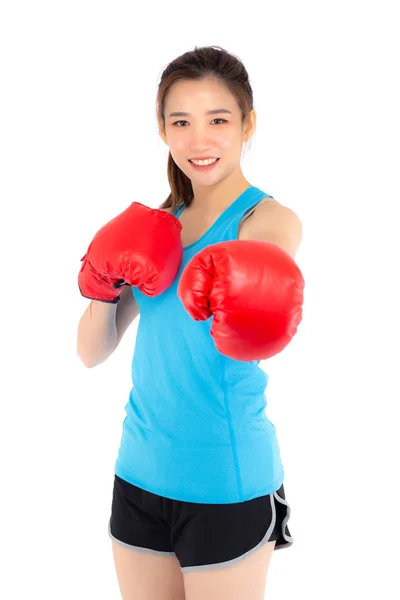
top-left (174, 203), bottom-right (186, 218)
top-left (173, 186), bottom-right (273, 219)
top-left (220, 186), bottom-right (273, 225)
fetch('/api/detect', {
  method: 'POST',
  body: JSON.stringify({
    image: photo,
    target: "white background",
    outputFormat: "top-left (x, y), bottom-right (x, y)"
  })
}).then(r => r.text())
top-left (1, 1), bottom-right (399, 598)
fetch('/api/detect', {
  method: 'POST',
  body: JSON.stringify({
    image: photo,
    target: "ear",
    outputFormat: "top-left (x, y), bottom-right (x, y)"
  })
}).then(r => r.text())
top-left (243, 109), bottom-right (256, 142)
top-left (159, 127), bottom-right (167, 145)
top-left (158, 117), bottom-right (167, 144)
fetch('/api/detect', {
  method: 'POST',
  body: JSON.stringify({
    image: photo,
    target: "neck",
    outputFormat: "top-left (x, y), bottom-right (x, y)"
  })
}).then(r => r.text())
top-left (190, 172), bottom-right (252, 214)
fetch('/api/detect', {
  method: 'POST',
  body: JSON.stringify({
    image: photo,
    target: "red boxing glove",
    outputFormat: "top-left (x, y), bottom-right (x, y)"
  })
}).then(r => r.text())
top-left (177, 240), bottom-right (304, 361)
top-left (78, 202), bottom-right (183, 302)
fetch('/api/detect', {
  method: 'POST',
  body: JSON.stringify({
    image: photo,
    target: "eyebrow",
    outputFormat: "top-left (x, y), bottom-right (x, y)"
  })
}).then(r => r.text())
top-left (168, 108), bottom-right (233, 118)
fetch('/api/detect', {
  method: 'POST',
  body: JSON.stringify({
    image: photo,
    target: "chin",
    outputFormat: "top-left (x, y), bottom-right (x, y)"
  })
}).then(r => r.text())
top-left (178, 165), bottom-right (192, 178)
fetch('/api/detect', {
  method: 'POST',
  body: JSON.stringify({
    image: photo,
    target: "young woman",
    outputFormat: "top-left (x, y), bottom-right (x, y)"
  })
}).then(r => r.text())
top-left (77, 45), bottom-right (304, 600)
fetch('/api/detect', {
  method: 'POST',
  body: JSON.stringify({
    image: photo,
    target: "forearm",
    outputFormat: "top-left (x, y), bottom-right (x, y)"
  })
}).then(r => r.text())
top-left (76, 300), bottom-right (118, 368)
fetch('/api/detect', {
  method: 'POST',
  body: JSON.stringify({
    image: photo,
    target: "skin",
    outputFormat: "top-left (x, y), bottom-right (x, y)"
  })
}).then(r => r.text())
top-left (158, 77), bottom-right (257, 215)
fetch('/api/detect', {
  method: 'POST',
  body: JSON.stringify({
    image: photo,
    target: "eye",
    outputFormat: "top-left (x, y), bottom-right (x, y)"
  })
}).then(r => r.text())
top-left (172, 118), bottom-right (228, 127)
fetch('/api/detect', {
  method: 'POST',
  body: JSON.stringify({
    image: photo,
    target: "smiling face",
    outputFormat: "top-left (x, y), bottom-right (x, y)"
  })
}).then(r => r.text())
top-left (159, 77), bottom-right (256, 193)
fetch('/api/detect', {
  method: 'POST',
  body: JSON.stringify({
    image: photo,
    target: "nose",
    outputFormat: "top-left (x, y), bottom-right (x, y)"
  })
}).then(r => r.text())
top-left (188, 137), bottom-right (215, 158)
top-left (188, 126), bottom-right (215, 154)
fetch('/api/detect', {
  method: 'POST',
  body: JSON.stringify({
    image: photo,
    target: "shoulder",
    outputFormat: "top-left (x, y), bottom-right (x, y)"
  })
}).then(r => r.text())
top-left (240, 198), bottom-right (303, 259)
top-left (251, 196), bottom-right (301, 226)
top-left (264, 199), bottom-right (300, 218)
top-left (240, 196), bottom-right (282, 233)
top-left (257, 196), bottom-right (281, 209)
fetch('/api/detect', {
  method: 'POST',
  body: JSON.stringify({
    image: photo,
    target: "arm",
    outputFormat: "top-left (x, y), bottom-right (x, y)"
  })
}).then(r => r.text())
top-left (177, 205), bottom-right (304, 361)
top-left (77, 285), bottom-right (139, 368)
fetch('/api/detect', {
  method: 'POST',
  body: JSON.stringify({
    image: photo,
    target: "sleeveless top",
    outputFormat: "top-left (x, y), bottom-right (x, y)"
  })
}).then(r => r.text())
top-left (114, 185), bottom-right (285, 504)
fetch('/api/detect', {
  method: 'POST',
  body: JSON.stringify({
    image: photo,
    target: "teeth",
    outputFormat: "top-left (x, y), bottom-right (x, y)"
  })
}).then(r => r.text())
top-left (190, 158), bottom-right (218, 166)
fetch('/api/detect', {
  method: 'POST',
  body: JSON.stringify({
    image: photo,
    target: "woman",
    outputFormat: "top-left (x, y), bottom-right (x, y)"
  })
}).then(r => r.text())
top-left (77, 45), bottom-right (304, 600)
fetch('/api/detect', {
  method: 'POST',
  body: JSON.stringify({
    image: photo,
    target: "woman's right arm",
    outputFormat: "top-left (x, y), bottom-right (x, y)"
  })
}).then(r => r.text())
top-left (76, 285), bottom-right (140, 368)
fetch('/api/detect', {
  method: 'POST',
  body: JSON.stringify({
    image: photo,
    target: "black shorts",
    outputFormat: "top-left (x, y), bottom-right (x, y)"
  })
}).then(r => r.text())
top-left (108, 474), bottom-right (293, 572)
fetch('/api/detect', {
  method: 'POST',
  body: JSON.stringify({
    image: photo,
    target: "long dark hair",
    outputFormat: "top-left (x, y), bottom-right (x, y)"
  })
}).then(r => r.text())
top-left (156, 46), bottom-right (254, 212)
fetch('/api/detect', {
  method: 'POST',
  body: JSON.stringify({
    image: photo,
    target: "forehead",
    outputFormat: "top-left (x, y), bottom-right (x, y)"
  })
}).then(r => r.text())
top-left (165, 78), bottom-right (238, 111)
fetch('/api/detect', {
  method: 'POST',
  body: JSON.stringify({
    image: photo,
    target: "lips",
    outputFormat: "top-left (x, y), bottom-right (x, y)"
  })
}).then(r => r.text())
top-left (189, 157), bottom-right (219, 161)
top-left (188, 158), bottom-right (220, 163)
top-left (188, 158), bottom-right (220, 171)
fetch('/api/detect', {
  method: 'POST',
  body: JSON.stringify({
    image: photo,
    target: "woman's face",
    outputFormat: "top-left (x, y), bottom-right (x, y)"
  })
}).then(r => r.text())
top-left (160, 77), bottom-right (255, 187)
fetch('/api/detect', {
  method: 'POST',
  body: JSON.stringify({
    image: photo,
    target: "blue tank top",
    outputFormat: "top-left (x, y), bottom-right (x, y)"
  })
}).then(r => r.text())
top-left (114, 185), bottom-right (285, 503)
